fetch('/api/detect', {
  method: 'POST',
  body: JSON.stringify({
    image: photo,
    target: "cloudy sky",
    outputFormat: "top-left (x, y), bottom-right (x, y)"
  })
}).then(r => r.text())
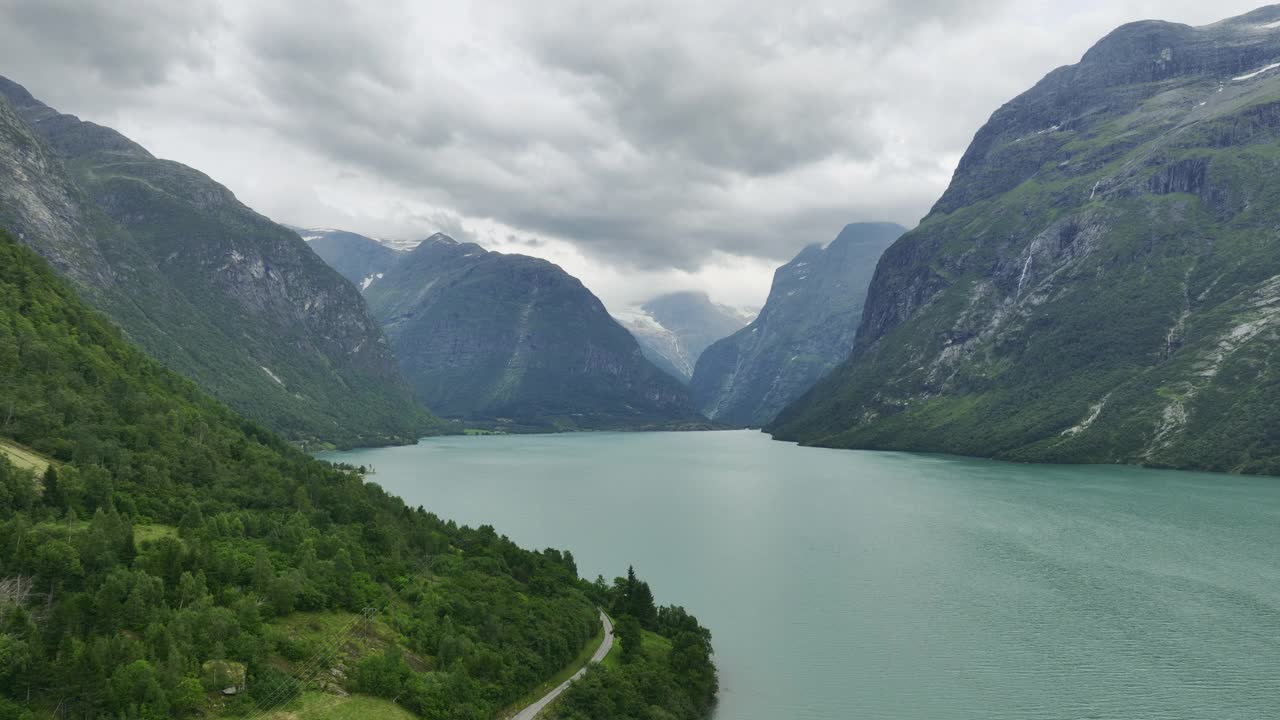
top-left (0, 0), bottom-right (1266, 310)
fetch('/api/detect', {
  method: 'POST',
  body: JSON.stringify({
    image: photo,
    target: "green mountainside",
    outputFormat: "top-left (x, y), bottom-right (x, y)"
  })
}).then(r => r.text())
top-left (0, 76), bottom-right (434, 448)
top-left (770, 7), bottom-right (1280, 474)
top-left (361, 234), bottom-right (706, 430)
top-left (0, 230), bottom-right (714, 719)
top-left (690, 223), bottom-right (903, 427)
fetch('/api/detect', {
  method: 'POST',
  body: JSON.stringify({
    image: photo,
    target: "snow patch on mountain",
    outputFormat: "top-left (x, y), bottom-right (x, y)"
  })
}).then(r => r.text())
top-left (1232, 62), bottom-right (1280, 81)
top-left (614, 293), bottom-right (754, 383)
top-left (615, 307), bottom-right (692, 380)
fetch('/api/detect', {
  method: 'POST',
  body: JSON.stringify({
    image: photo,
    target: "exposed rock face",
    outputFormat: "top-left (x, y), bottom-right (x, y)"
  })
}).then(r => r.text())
top-left (615, 292), bottom-right (751, 383)
top-left (291, 226), bottom-right (401, 290)
top-left (689, 222), bottom-right (903, 427)
top-left (770, 7), bottom-right (1280, 474)
top-left (0, 76), bottom-right (434, 446)
top-left (363, 235), bottom-right (704, 429)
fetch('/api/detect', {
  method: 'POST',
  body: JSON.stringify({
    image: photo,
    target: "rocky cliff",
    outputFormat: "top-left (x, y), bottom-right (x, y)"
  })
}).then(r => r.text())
top-left (292, 226), bottom-right (401, 290)
top-left (770, 7), bottom-right (1280, 474)
top-left (0, 76), bottom-right (435, 447)
top-left (690, 222), bottom-right (903, 427)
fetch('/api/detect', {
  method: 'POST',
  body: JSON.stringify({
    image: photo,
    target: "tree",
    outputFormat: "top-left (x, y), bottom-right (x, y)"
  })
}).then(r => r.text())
top-left (178, 503), bottom-right (203, 534)
top-left (252, 548), bottom-right (274, 595)
top-left (82, 464), bottom-right (113, 512)
top-left (177, 571), bottom-right (207, 610)
top-left (670, 631), bottom-right (717, 707)
top-left (41, 465), bottom-right (62, 509)
top-left (613, 566), bottom-right (658, 629)
top-left (334, 548), bottom-right (355, 608)
top-left (616, 615), bottom-right (643, 665)
top-left (170, 675), bottom-right (204, 715)
top-left (354, 646), bottom-right (410, 698)
top-left (0, 696), bottom-right (35, 720)
top-left (0, 462), bottom-right (37, 517)
top-left (34, 539), bottom-right (80, 597)
top-left (267, 572), bottom-right (300, 616)
top-left (109, 659), bottom-right (168, 718)
top-left (0, 633), bottom-right (33, 695)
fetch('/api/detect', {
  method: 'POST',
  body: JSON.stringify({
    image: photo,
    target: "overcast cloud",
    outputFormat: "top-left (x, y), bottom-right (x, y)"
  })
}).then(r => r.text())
top-left (0, 0), bottom-right (1267, 309)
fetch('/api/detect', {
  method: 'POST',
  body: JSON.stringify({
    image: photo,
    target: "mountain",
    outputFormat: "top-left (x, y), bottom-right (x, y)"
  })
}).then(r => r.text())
top-left (0, 229), bottom-right (713, 719)
top-left (615, 292), bottom-right (752, 382)
top-left (0, 76), bottom-right (434, 447)
top-left (689, 222), bottom-right (904, 427)
top-left (291, 226), bottom-right (401, 290)
top-left (770, 7), bottom-right (1280, 475)
top-left (363, 234), bottom-right (705, 429)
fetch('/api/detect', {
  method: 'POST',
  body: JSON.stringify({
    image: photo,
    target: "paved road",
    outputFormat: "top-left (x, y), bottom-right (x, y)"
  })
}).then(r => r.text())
top-left (511, 610), bottom-right (614, 720)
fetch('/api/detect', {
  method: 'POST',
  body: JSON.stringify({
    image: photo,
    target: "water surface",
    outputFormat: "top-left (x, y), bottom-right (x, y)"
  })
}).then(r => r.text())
top-left (321, 430), bottom-right (1280, 720)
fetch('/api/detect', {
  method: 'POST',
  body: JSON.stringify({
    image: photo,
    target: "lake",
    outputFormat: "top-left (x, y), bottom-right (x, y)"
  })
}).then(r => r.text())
top-left (320, 430), bottom-right (1280, 720)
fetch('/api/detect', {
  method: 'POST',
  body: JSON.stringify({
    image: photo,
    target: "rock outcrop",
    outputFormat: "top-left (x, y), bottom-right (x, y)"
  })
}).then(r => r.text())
top-left (690, 222), bottom-right (903, 427)
top-left (0, 76), bottom-right (435, 446)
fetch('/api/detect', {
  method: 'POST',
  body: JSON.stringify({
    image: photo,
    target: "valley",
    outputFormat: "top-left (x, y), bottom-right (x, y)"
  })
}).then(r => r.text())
top-left (4, 4), bottom-right (1280, 720)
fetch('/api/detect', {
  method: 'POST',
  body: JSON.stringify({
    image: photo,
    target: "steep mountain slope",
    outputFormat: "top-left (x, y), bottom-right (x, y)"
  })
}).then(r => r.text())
top-left (615, 292), bottom-right (751, 382)
top-left (364, 234), bottom-right (704, 429)
top-left (0, 76), bottom-right (433, 447)
top-left (689, 223), bottom-right (904, 427)
top-left (291, 226), bottom-right (401, 290)
top-left (0, 229), bottom-right (712, 719)
top-left (771, 7), bottom-right (1280, 474)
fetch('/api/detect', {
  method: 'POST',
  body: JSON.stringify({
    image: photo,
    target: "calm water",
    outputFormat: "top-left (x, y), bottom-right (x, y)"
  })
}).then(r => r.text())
top-left (320, 430), bottom-right (1280, 720)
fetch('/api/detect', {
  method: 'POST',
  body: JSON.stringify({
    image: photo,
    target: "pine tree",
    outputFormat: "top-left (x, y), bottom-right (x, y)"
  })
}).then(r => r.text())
top-left (41, 465), bottom-right (61, 509)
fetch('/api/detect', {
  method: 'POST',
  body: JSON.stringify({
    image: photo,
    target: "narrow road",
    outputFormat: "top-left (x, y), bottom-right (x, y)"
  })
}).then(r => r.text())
top-left (512, 610), bottom-right (613, 720)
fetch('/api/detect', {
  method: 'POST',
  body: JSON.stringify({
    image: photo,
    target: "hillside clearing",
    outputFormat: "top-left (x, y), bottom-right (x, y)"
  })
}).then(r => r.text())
top-left (261, 692), bottom-right (416, 720)
top-left (0, 437), bottom-right (51, 473)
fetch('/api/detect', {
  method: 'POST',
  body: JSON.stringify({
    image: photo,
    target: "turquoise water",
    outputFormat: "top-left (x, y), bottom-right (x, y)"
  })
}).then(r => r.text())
top-left (321, 430), bottom-right (1280, 720)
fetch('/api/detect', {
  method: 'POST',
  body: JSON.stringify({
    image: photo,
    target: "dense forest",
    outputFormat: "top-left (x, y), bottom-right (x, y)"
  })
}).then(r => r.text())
top-left (551, 569), bottom-right (718, 720)
top-left (0, 230), bottom-right (714, 719)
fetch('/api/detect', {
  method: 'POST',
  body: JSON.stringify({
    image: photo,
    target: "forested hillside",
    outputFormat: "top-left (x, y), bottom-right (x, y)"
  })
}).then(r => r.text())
top-left (364, 235), bottom-right (704, 430)
top-left (553, 568), bottom-right (718, 720)
top-left (0, 231), bottom-right (714, 719)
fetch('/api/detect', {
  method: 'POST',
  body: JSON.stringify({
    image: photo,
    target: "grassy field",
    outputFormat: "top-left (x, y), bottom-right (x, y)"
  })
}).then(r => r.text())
top-left (133, 524), bottom-right (178, 545)
top-left (30, 520), bottom-right (177, 549)
top-left (272, 610), bottom-right (387, 646)
top-left (601, 627), bottom-right (669, 671)
top-left (0, 437), bottom-right (51, 473)
top-left (261, 691), bottom-right (416, 720)
top-left (496, 617), bottom-right (607, 718)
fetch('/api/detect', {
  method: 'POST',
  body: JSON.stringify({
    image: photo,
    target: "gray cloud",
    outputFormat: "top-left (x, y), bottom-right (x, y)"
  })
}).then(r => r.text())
top-left (0, 0), bottom-right (219, 109)
top-left (0, 0), bottom-right (1269, 294)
